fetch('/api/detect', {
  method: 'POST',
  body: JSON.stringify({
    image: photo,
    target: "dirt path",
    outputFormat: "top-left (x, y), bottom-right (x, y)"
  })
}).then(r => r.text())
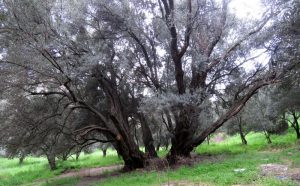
top-left (59, 164), bottom-right (122, 178)
top-left (58, 165), bottom-right (123, 186)
top-left (75, 177), bottom-right (101, 186)
top-left (20, 164), bottom-right (123, 186)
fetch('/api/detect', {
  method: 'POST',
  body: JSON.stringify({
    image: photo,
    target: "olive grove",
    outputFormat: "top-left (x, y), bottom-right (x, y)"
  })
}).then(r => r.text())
top-left (0, 0), bottom-right (299, 170)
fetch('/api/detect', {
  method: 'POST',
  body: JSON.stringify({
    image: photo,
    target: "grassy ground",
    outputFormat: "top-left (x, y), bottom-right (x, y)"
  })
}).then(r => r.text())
top-left (0, 129), bottom-right (299, 186)
top-left (0, 150), bottom-right (122, 186)
top-left (197, 129), bottom-right (297, 155)
top-left (94, 150), bottom-right (299, 186)
top-left (95, 129), bottom-right (300, 186)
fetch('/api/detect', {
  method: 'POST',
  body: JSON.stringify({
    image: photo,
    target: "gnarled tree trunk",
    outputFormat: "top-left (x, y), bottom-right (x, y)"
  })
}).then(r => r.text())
top-left (167, 107), bottom-right (197, 164)
top-left (139, 114), bottom-right (158, 158)
top-left (90, 66), bottom-right (147, 171)
top-left (113, 139), bottom-right (145, 171)
top-left (166, 80), bottom-right (275, 164)
top-left (46, 154), bottom-right (57, 170)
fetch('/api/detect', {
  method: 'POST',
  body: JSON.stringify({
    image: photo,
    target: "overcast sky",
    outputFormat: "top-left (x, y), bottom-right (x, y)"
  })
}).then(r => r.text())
top-left (229, 0), bottom-right (265, 19)
top-left (229, 0), bottom-right (269, 71)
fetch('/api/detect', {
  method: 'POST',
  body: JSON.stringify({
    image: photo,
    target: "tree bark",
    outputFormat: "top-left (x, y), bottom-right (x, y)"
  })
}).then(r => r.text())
top-left (139, 114), bottom-right (158, 158)
top-left (46, 154), bottom-right (57, 170)
top-left (19, 154), bottom-right (25, 165)
top-left (113, 139), bottom-right (145, 171)
top-left (102, 149), bottom-right (107, 157)
top-left (174, 59), bottom-right (185, 94)
top-left (166, 79), bottom-right (276, 164)
top-left (75, 151), bottom-right (80, 161)
top-left (62, 153), bottom-right (68, 161)
top-left (238, 118), bottom-right (247, 145)
top-left (296, 124), bottom-right (300, 139)
top-left (160, 0), bottom-right (195, 164)
top-left (156, 143), bottom-right (161, 152)
top-left (94, 72), bottom-right (146, 170)
top-left (165, 141), bottom-right (169, 150)
top-left (291, 111), bottom-right (300, 139)
top-left (167, 107), bottom-right (196, 164)
top-left (207, 134), bottom-right (210, 145)
top-left (263, 130), bottom-right (272, 144)
top-left (101, 115), bottom-right (145, 171)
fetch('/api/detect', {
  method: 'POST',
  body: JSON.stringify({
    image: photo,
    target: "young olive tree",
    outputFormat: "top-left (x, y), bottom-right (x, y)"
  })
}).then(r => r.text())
top-left (265, 0), bottom-right (300, 139)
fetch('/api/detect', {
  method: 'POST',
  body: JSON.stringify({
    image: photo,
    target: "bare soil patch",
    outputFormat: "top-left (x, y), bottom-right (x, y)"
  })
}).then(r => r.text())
top-left (145, 153), bottom-right (226, 172)
top-left (260, 163), bottom-right (300, 182)
top-left (24, 165), bottom-right (123, 186)
top-left (57, 164), bottom-right (123, 186)
top-left (289, 168), bottom-right (300, 182)
top-left (74, 171), bottom-right (121, 186)
top-left (260, 164), bottom-right (289, 176)
top-left (58, 164), bottom-right (122, 178)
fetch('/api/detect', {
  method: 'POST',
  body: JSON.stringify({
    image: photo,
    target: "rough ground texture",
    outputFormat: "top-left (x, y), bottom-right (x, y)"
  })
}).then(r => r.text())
top-left (74, 171), bottom-right (121, 186)
top-left (73, 154), bottom-right (224, 186)
top-left (145, 153), bottom-right (225, 172)
top-left (58, 165), bottom-right (123, 186)
top-left (260, 164), bottom-right (289, 176)
top-left (59, 165), bottom-right (122, 178)
top-left (161, 181), bottom-right (210, 186)
top-left (260, 163), bottom-right (300, 182)
top-left (24, 165), bottom-right (123, 186)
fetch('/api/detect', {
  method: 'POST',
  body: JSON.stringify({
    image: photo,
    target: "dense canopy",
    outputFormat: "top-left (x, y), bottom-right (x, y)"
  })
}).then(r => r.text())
top-left (0, 0), bottom-right (299, 171)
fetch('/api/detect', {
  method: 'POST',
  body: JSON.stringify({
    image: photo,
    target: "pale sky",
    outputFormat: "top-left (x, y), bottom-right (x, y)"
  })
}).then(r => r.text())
top-left (229, 0), bottom-right (270, 71)
top-left (229, 0), bottom-right (265, 20)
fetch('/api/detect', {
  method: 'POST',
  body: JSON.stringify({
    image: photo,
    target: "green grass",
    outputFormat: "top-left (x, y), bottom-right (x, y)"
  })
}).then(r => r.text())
top-left (57, 150), bottom-right (122, 171)
top-left (0, 150), bottom-right (122, 186)
top-left (41, 177), bottom-right (79, 186)
top-left (197, 129), bottom-right (297, 155)
top-left (93, 150), bottom-right (299, 186)
top-left (0, 129), bottom-right (299, 186)
top-left (94, 129), bottom-right (299, 186)
top-left (0, 156), bottom-right (56, 186)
